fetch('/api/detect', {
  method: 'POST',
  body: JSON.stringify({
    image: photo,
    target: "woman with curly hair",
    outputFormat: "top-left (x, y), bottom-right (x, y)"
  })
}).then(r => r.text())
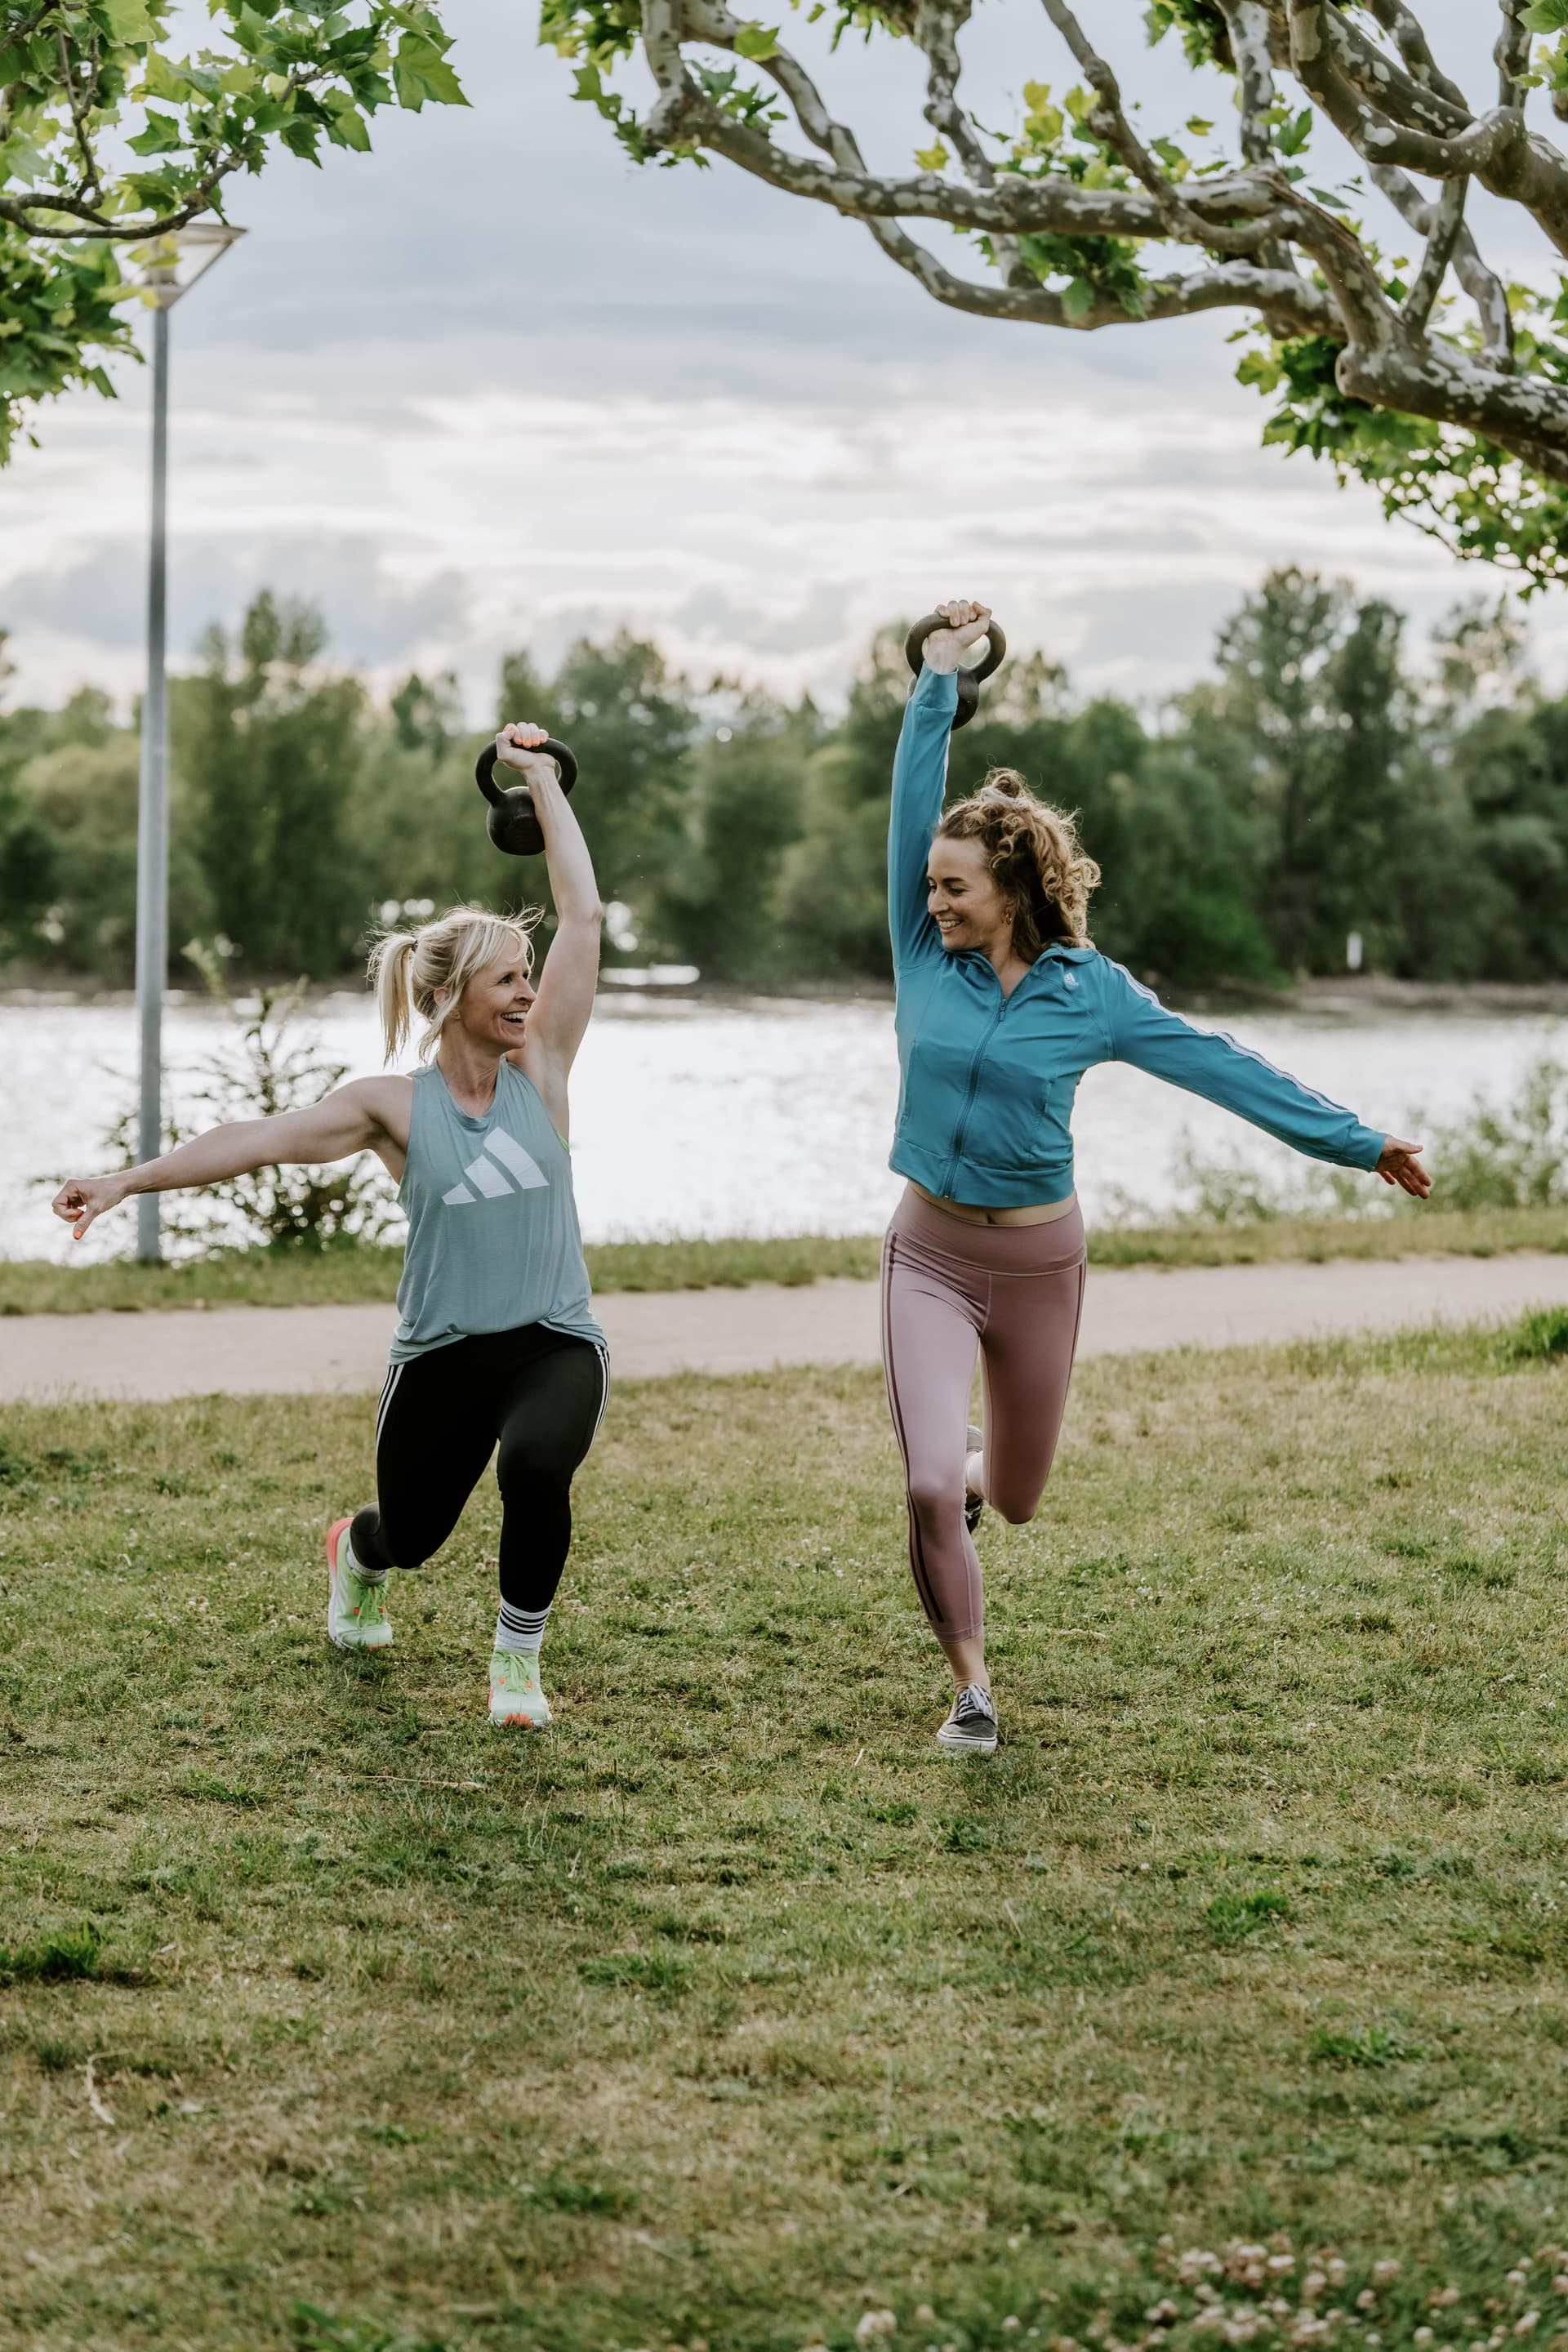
top-left (886, 600), bottom-right (1431, 1756)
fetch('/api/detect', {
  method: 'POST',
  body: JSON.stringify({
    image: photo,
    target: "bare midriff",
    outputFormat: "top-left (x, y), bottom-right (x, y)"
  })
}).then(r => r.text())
top-left (909, 1181), bottom-right (1079, 1229)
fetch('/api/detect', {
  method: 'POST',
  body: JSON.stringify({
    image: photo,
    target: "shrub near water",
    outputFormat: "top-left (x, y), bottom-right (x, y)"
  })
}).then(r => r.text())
top-left (5, 1325), bottom-right (1568, 2346)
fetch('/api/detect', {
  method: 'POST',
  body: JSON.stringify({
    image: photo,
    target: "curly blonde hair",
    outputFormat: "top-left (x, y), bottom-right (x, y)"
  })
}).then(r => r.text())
top-left (935, 770), bottom-right (1100, 960)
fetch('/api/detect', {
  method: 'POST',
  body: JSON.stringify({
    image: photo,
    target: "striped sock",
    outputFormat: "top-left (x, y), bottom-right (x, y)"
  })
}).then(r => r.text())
top-left (494, 1600), bottom-right (550, 1658)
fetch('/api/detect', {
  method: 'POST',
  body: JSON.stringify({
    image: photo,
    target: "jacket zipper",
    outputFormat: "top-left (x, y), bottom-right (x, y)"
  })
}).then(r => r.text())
top-left (942, 980), bottom-right (1009, 1195)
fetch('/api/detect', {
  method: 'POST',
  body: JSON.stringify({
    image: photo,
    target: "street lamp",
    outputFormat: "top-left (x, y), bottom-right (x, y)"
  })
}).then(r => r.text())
top-left (133, 221), bottom-right (245, 1263)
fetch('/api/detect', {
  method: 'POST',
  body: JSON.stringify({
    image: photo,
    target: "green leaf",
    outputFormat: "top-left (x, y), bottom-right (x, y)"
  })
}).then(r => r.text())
top-left (126, 110), bottom-right (185, 154)
top-left (1061, 276), bottom-right (1095, 321)
top-left (1275, 105), bottom-right (1312, 158)
top-left (99, 0), bottom-right (155, 39)
top-left (1185, 115), bottom-right (1212, 136)
top-left (733, 22), bottom-right (779, 59)
top-left (323, 92), bottom-right (371, 149)
top-left (1521, 0), bottom-right (1568, 30)
top-left (143, 53), bottom-right (191, 100)
top-left (392, 30), bottom-right (468, 107)
top-left (913, 139), bottom-right (948, 171)
top-left (278, 115), bottom-right (322, 159)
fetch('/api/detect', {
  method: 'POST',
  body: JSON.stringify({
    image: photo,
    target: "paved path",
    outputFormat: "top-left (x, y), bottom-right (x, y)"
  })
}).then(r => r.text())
top-left (3, 1253), bottom-right (1568, 1401)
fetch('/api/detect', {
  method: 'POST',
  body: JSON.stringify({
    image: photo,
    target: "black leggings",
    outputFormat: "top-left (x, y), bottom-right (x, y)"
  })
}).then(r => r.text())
top-left (351, 1325), bottom-right (610, 1611)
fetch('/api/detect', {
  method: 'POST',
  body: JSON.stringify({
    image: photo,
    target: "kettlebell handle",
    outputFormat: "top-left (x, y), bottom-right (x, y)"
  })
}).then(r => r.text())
top-left (904, 611), bottom-right (1007, 733)
top-left (472, 734), bottom-right (580, 858)
top-left (474, 735), bottom-right (578, 808)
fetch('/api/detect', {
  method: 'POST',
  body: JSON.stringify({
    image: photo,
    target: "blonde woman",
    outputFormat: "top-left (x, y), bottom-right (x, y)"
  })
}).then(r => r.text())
top-left (886, 603), bottom-right (1432, 1756)
top-left (53, 725), bottom-right (607, 1730)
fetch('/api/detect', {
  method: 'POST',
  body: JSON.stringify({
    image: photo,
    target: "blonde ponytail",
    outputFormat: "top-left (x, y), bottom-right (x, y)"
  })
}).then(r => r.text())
top-left (367, 902), bottom-right (541, 1063)
top-left (936, 770), bottom-right (1100, 960)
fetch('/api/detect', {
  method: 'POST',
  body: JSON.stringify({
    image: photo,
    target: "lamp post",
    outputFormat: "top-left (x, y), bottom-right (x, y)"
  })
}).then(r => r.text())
top-left (134, 221), bottom-right (245, 1264)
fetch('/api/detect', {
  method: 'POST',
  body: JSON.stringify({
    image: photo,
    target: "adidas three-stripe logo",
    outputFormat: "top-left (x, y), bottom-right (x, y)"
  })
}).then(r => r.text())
top-left (442, 1126), bottom-right (549, 1208)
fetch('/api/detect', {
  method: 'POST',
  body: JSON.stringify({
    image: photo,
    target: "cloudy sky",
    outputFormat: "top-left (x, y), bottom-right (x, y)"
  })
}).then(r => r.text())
top-left (0, 0), bottom-right (1555, 716)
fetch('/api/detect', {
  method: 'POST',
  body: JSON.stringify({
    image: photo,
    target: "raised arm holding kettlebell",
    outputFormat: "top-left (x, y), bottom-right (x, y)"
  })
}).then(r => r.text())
top-left (905, 599), bottom-right (1006, 728)
top-left (474, 725), bottom-right (578, 858)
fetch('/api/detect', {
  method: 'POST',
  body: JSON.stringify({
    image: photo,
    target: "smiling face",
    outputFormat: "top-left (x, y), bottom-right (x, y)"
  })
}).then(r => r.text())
top-left (441, 938), bottom-right (536, 1054)
top-left (927, 833), bottom-right (1016, 959)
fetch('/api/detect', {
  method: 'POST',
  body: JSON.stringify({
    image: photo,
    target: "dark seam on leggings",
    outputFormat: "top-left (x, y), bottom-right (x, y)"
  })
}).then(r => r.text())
top-left (880, 1230), bottom-right (943, 1634)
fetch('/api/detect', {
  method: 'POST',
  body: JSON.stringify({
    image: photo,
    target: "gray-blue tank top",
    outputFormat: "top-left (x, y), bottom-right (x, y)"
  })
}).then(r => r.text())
top-left (390, 1061), bottom-right (604, 1361)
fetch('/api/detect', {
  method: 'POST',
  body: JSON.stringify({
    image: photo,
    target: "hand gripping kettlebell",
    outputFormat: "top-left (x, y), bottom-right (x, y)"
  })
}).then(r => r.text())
top-left (473, 734), bottom-right (580, 857)
top-left (903, 612), bottom-right (1007, 731)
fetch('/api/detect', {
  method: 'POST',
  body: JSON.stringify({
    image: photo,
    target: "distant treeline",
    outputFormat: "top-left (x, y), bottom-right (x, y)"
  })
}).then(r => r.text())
top-left (0, 568), bottom-right (1562, 991)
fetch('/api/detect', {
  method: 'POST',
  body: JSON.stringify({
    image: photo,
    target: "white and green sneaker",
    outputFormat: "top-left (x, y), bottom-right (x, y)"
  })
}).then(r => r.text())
top-left (488, 1649), bottom-right (550, 1729)
top-left (326, 1516), bottom-right (393, 1651)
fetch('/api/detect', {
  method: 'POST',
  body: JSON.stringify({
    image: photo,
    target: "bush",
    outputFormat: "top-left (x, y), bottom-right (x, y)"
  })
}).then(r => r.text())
top-left (103, 943), bottom-right (399, 1255)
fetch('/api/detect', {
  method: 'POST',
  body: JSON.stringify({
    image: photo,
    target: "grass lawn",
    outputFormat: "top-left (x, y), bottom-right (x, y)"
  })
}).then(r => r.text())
top-left (5, 1328), bottom-right (1568, 2350)
top-left (7, 1204), bottom-right (1568, 1314)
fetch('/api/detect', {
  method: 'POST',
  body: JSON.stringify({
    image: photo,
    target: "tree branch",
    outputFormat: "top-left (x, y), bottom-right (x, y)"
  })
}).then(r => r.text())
top-left (1495, 0), bottom-right (1531, 112)
top-left (1039, 0), bottom-right (1294, 258)
top-left (1368, 161), bottom-right (1515, 368)
top-left (1356, 0), bottom-right (1469, 114)
top-left (910, 0), bottom-right (1026, 286)
top-left (1289, 0), bottom-right (1568, 255)
top-left (1215, 0), bottom-right (1295, 274)
top-left (1400, 174), bottom-right (1463, 334)
top-left (55, 21), bottom-right (100, 203)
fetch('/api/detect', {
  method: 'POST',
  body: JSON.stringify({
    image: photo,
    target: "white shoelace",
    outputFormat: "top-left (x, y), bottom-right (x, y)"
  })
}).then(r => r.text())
top-left (954, 1682), bottom-right (995, 1721)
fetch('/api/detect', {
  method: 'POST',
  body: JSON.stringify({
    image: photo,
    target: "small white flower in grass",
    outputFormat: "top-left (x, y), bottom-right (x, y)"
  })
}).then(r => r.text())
top-left (1356, 2295), bottom-right (1379, 2313)
top-left (858, 2317), bottom-right (898, 2345)
top-left (1515, 2316), bottom-right (1540, 2336)
top-left (1303, 2276), bottom-right (1329, 2306)
top-left (1509, 2276), bottom-right (1530, 2293)
top-left (915, 2312), bottom-right (936, 2328)
top-left (1272, 2259), bottom-right (1298, 2278)
top-left (1555, 2280), bottom-right (1568, 2300)
top-left (1328, 2265), bottom-right (1349, 2292)
top-left (1432, 2292), bottom-right (1462, 2310)
top-left (1373, 2265), bottom-right (1401, 2290)
top-left (1004, 2323), bottom-right (1022, 2336)
top-left (1414, 2330), bottom-right (1434, 2344)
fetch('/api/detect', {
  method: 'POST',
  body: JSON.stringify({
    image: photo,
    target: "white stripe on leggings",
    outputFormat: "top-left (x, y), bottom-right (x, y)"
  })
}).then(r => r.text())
top-left (375, 1361), bottom-right (405, 1451)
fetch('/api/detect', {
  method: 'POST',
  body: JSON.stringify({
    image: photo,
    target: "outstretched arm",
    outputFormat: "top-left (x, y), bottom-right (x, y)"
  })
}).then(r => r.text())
top-left (496, 724), bottom-right (604, 1124)
top-left (888, 600), bottom-right (986, 971)
top-left (1103, 963), bottom-right (1431, 1195)
top-left (51, 1079), bottom-right (406, 1241)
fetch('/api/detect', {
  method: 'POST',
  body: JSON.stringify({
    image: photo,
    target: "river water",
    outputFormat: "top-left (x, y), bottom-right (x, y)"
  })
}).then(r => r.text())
top-left (2, 988), bottom-right (1561, 1263)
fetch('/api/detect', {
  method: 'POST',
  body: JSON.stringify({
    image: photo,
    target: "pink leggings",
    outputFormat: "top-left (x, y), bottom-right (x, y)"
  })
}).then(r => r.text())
top-left (880, 1185), bottom-right (1087, 1644)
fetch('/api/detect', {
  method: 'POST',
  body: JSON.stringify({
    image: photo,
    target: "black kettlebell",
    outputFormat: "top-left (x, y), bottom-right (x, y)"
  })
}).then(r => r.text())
top-left (904, 611), bottom-right (1007, 731)
top-left (473, 733), bottom-right (579, 857)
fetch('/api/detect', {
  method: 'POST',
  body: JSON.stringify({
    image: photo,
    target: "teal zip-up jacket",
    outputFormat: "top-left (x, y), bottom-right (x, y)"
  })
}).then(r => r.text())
top-left (888, 664), bottom-right (1387, 1208)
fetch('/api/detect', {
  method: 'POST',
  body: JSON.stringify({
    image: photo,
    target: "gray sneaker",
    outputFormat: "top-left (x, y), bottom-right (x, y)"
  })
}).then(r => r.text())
top-left (964, 1423), bottom-right (984, 1535)
top-left (937, 1681), bottom-right (999, 1756)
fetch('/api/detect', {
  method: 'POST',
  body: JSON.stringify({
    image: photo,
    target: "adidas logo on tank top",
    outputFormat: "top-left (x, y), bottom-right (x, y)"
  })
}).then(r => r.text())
top-left (441, 1125), bottom-right (549, 1207)
top-left (389, 1061), bottom-right (604, 1361)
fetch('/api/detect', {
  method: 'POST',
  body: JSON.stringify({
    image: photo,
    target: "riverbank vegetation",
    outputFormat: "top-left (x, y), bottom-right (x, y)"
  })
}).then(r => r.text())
top-left (3, 568), bottom-right (1566, 994)
top-left (8, 1205), bottom-right (1568, 1315)
top-left (4, 1325), bottom-right (1568, 2345)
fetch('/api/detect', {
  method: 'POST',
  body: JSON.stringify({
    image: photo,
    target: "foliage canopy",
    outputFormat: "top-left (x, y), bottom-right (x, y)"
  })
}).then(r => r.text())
top-left (0, 0), bottom-right (465, 456)
top-left (539, 0), bottom-right (1568, 588)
